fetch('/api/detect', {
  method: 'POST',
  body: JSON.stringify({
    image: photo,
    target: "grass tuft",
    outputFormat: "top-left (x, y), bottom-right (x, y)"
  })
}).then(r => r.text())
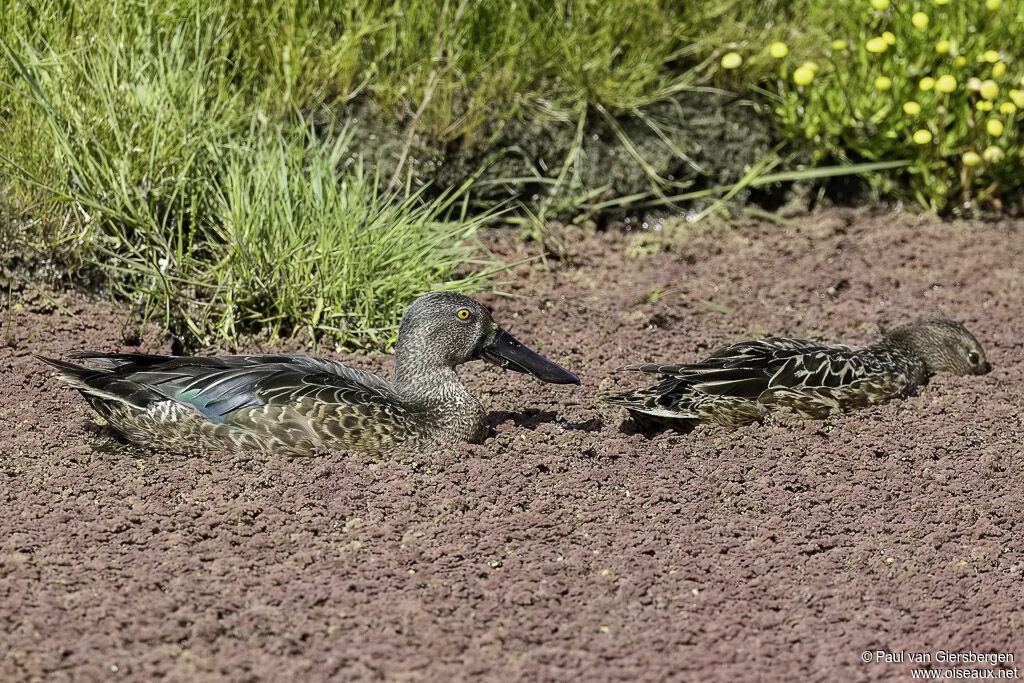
top-left (209, 121), bottom-right (499, 348)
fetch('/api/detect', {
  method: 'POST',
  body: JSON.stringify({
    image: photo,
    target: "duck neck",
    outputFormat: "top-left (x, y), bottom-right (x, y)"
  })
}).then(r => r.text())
top-left (869, 337), bottom-right (929, 385)
top-left (393, 353), bottom-right (475, 408)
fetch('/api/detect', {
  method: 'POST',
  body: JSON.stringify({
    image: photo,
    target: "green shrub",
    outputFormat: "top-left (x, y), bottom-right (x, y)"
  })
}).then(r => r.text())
top-left (766, 0), bottom-right (1024, 210)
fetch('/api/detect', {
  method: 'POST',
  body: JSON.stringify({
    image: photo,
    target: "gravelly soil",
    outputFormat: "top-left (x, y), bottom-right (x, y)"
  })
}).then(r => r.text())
top-left (2, 208), bottom-right (1023, 681)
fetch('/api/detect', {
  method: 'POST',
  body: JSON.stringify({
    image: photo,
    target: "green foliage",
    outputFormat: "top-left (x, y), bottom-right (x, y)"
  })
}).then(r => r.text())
top-left (211, 123), bottom-right (496, 348)
top-left (766, 0), bottom-right (1024, 210)
top-left (0, 7), bottom-right (495, 349)
top-left (7, 0), bottom-right (1022, 355)
top-left (1, 0), bottom-right (784, 352)
top-left (1, 0), bottom-right (772, 150)
top-left (2, 17), bottom-right (242, 240)
top-left (363, 0), bottom-right (761, 145)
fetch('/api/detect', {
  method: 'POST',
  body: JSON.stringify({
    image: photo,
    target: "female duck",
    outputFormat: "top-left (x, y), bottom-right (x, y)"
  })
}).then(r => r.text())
top-left (607, 318), bottom-right (989, 430)
top-left (40, 293), bottom-right (579, 455)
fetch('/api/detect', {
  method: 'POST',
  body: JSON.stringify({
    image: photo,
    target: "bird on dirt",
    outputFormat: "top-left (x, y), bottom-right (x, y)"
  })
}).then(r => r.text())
top-left (38, 293), bottom-right (579, 455)
top-left (606, 318), bottom-right (989, 431)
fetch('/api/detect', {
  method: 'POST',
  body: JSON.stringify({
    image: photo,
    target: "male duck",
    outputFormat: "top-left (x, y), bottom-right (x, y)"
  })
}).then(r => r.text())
top-left (40, 293), bottom-right (579, 455)
top-left (607, 318), bottom-right (989, 430)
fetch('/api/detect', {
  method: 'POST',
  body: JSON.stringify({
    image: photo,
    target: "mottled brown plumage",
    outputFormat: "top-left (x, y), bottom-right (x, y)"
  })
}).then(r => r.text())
top-left (39, 293), bottom-right (579, 455)
top-left (607, 318), bottom-right (989, 431)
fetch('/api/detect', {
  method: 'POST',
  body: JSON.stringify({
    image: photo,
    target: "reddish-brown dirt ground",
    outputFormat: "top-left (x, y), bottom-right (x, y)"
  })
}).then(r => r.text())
top-left (2, 208), bottom-right (1023, 681)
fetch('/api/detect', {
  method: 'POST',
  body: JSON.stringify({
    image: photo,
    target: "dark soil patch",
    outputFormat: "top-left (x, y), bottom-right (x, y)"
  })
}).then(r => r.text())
top-left (2, 208), bottom-right (1023, 680)
top-left (344, 91), bottom-right (777, 217)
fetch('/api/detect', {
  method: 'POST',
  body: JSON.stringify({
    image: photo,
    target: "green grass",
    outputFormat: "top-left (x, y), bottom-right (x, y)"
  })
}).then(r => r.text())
top-left (5, 0), bottom-right (1020, 351)
top-left (0, 6), bottom-right (500, 349)
top-left (210, 122), bottom-right (498, 348)
top-left (1, 0), bottom-right (774, 151)
top-left (362, 0), bottom-right (766, 144)
top-left (1, 0), bottom-right (781, 349)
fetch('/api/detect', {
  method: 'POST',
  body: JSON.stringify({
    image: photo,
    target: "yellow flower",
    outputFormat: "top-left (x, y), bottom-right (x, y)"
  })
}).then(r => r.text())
top-left (1000, 102), bottom-right (1017, 115)
top-left (866, 37), bottom-right (888, 53)
top-left (870, 0), bottom-right (889, 9)
top-left (913, 129), bottom-right (933, 144)
top-left (985, 0), bottom-right (1001, 9)
top-left (793, 66), bottom-right (815, 86)
top-left (992, 62), bottom-right (1007, 78)
top-left (987, 118), bottom-right (1004, 136)
top-left (875, 76), bottom-right (892, 91)
top-left (770, 42), bottom-right (789, 58)
top-left (1010, 89), bottom-right (1024, 107)
top-left (984, 50), bottom-right (1000, 63)
top-left (912, 12), bottom-right (930, 28)
top-left (832, 39), bottom-right (849, 51)
top-left (976, 100), bottom-right (994, 112)
top-left (983, 146), bottom-right (1003, 163)
top-left (962, 151), bottom-right (982, 167)
top-left (953, 56), bottom-right (967, 68)
top-left (934, 0), bottom-right (949, 4)
top-left (967, 77), bottom-right (982, 91)
top-left (919, 77), bottom-right (936, 91)
top-left (935, 75), bottom-right (957, 93)
top-left (980, 80), bottom-right (999, 100)
top-left (903, 101), bottom-right (922, 115)
top-left (935, 40), bottom-right (951, 54)
top-left (721, 52), bottom-right (743, 69)
top-left (882, 32), bottom-right (896, 45)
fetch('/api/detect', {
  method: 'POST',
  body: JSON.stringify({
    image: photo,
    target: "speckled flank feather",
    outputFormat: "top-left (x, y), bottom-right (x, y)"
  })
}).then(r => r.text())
top-left (607, 318), bottom-right (990, 430)
top-left (38, 293), bottom-right (579, 455)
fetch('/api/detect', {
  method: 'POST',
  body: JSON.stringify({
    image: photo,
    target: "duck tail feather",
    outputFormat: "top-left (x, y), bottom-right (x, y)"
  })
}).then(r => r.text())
top-left (36, 354), bottom-right (163, 408)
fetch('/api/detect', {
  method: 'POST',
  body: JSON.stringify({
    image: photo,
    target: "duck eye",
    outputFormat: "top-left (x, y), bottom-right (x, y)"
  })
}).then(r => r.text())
top-left (456, 308), bottom-right (471, 320)
top-left (967, 351), bottom-right (980, 364)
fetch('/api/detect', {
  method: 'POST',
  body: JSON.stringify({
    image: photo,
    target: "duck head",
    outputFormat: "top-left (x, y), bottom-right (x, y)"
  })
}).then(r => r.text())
top-left (884, 318), bottom-right (991, 375)
top-left (393, 292), bottom-right (580, 387)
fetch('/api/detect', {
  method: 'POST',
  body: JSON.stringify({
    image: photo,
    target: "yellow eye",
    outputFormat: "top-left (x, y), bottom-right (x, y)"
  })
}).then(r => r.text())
top-left (456, 308), bottom-right (471, 320)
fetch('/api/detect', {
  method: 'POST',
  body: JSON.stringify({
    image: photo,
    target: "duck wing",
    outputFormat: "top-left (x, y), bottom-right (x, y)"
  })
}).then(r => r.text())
top-left (605, 340), bottom-right (790, 424)
top-left (621, 338), bottom-right (888, 397)
top-left (43, 352), bottom-right (398, 425)
top-left (618, 338), bottom-right (909, 420)
top-left (605, 374), bottom-right (768, 426)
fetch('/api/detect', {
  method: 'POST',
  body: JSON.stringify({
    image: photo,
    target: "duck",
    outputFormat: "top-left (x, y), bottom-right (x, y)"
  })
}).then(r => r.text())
top-left (606, 318), bottom-right (989, 431)
top-left (39, 292), bottom-right (579, 455)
